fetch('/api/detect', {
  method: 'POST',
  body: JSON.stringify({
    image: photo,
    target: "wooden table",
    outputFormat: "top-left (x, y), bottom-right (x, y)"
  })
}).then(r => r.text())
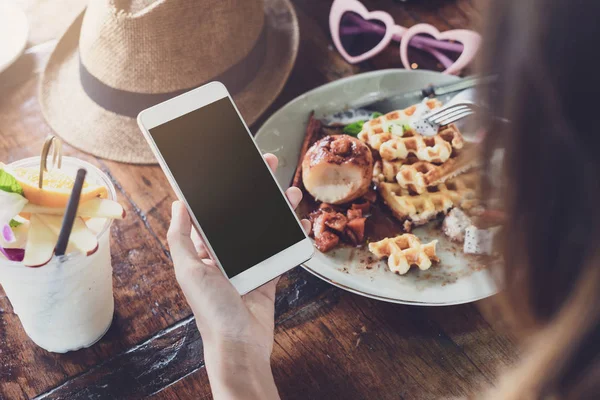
top-left (0, 1), bottom-right (518, 399)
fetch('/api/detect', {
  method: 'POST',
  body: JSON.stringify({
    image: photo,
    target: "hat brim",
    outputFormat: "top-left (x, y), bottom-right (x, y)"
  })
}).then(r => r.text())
top-left (39, 0), bottom-right (299, 164)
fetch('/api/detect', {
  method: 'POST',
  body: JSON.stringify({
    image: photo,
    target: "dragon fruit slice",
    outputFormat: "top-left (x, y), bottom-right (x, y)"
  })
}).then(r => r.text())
top-left (408, 99), bottom-right (439, 137)
top-left (464, 225), bottom-right (499, 255)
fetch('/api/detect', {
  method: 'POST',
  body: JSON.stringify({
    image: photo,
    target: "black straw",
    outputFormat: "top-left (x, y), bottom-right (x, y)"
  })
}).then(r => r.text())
top-left (55, 168), bottom-right (87, 256)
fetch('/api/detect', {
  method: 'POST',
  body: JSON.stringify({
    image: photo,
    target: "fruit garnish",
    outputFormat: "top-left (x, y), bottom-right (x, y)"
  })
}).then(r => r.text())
top-left (343, 121), bottom-right (365, 136)
top-left (0, 167), bottom-right (28, 242)
top-left (0, 167), bottom-right (24, 195)
top-left (2, 224), bottom-right (15, 243)
top-left (1, 217), bottom-right (29, 248)
top-left (0, 246), bottom-right (25, 262)
top-left (2, 139), bottom-right (123, 265)
top-left (11, 166), bottom-right (108, 208)
top-left (38, 215), bottom-right (99, 256)
top-left (0, 190), bottom-right (28, 222)
top-left (23, 215), bottom-right (57, 267)
top-left (22, 198), bottom-right (126, 219)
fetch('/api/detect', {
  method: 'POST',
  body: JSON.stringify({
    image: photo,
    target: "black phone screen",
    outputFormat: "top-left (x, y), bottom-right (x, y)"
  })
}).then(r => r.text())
top-left (149, 97), bottom-right (305, 278)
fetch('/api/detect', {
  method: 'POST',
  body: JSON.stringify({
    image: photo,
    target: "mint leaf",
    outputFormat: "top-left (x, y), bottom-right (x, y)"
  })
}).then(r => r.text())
top-left (9, 219), bottom-right (21, 228)
top-left (0, 169), bottom-right (23, 195)
top-left (370, 112), bottom-right (383, 119)
top-left (402, 124), bottom-right (412, 133)
top-left (343, 120), bottom-right (365, 136)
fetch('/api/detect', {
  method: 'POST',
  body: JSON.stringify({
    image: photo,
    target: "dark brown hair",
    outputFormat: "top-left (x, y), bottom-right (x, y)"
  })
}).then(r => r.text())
top-left (478, 0), bottom-right (600, 398)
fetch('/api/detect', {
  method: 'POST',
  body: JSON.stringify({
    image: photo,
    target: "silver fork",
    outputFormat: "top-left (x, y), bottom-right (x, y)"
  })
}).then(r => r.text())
top-left (426, 101), bottom-right (477, 126)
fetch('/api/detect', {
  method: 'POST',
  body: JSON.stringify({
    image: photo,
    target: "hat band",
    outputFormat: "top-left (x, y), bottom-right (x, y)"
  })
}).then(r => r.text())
top-left (79, 28), bottom-right (267, 118)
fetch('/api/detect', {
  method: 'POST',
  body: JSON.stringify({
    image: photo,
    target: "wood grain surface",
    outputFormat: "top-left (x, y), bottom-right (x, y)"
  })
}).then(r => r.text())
top-left (0, 1), bottom-right (518, 399)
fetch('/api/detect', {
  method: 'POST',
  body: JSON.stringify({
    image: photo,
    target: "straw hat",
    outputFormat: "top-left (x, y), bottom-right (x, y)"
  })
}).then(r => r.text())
top-left (40, 0), bottom-right (299, 164)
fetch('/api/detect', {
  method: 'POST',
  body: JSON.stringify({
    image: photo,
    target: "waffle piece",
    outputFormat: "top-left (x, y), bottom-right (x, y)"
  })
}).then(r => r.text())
top-left (397, 157), bottom-right (479, 194)
top-left (358, 101), bottom-right (464, 164)
top-left (425, 142), bottom-right (481, 187)
top-left (396, 161), bottom-right (440, 194)
top-left (372, 160), bottom-right (384, 183)
top-left (378, 124), bottom-right (464, 163)
top-left (358, 99), bottom-right (442, 151)
top-left (368, 234), bottom-right (439, 275)
top-left (374, 158), bottom-right (441, 190)
top-left (374, 159), bottom-right (441, 187)
top-left (378, 172), bottom-right (480, 227)
top-left (376, 143), bottom-right (480, 193)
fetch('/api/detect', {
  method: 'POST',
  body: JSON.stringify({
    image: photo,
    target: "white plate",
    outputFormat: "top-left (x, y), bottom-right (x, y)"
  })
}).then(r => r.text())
top-left (0, 1), bottom-right (28, 75)
top-left (256, 69), bottom-right (497, 305)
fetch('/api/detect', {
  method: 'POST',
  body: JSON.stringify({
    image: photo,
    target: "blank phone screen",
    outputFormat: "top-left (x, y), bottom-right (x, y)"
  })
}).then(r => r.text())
top-left (149, 97), bottom-right (305, 278)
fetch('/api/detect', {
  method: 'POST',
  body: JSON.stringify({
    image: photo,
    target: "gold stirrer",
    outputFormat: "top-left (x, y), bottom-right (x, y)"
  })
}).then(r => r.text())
top-left (38, 135), bottom-right (63, 189)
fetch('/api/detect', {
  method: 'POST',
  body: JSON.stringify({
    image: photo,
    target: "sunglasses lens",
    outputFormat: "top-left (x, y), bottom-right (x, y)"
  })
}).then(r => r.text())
top-left (339, 12), bottom-right (386, 57)
top-left (406, 34), bottom-right (463, 72)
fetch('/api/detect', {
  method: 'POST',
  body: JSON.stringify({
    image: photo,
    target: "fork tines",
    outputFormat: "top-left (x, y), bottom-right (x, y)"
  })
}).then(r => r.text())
top-left (427, 102), bottom-right (476, 126)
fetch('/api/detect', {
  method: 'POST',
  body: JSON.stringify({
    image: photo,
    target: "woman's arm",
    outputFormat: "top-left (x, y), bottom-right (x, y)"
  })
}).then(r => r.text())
top-left (204, 340), bottom-right (279, 399)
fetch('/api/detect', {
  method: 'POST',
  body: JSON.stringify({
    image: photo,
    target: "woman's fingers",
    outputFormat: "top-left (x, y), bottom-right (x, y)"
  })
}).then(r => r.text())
top-left (264, 153), bottom-right (278, 172)
top-left (191, 227), bottom-right (210, 259)
top-left (201, 258), bottom-right (216, 266)
top-left (265, 154), bottom-right (304, 212)
top-left (167, 201), bottom-right (202, 270)
top-left (283, 176), bottom-right (311, 233)
top-left (285, 186), bottom-right (303, 209)
top-left (301, 219), bottom-right (311, 234)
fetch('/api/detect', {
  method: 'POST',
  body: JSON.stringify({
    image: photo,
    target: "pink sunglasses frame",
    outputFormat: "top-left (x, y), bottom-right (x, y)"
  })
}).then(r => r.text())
top-left (329, 0), bottom-right (481, 75)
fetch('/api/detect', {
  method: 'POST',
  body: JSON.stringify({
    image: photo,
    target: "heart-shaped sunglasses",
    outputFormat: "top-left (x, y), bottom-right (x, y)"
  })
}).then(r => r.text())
top-left (330, 0), bottom-right (481, 75)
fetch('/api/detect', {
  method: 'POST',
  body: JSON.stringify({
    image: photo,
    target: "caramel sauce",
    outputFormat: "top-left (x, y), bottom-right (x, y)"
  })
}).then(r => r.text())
top-left (364, 199), bottom-right (404, 242)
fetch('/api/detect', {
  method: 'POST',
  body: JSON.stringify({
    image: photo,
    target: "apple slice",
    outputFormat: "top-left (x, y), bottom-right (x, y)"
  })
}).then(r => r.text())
top-left (79, 199), bottom-right (126, 219)
top-left (68, 218), bottom-right (99, 256)
top-left (22, 198), bottom-right (126, 219)
top-left (23, 215), bottom-right (57, 267)
top-left (37, 215), bottom-right (99, 256)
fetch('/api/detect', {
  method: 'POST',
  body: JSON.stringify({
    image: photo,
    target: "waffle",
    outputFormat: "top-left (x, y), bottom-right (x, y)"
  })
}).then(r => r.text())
top-left (378, 124), bottom-right (464, 163)
top-left (373, 159), bottom-right (400, 183)
top-left (396, 161), bottom-right (441, 194)
top-left (368, 234), bottom-right (439, 275)
top-left (358, 102), bottom-right (465, 163)
top-left (378, 172), bottom-right (480, 227)
top-left (397, 156), bottom-right (479, 194)
top-left (358, 100), bottom-right (442, 151)
top-left (374, 159), bottom-right (442, 186)
top-left (374, 143), bottom-right (480, 193)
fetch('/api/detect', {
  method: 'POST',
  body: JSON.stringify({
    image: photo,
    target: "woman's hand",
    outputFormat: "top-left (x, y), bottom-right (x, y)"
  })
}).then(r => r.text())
top-left (167, 153), bottom-right (310, 400)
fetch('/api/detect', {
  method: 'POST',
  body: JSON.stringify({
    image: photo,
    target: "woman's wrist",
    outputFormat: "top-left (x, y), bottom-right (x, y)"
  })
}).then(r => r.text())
top-left (204, 339), bottom-right (280, 400)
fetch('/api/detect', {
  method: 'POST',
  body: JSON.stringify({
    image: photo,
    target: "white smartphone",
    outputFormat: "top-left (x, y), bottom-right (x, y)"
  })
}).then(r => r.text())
top-left (137, 82), bottom-right (314, 295)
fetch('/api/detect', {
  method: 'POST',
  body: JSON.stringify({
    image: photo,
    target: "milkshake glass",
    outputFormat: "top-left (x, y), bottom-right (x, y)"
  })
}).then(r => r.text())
top-left (0, 157), bottom-right (116, 353)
